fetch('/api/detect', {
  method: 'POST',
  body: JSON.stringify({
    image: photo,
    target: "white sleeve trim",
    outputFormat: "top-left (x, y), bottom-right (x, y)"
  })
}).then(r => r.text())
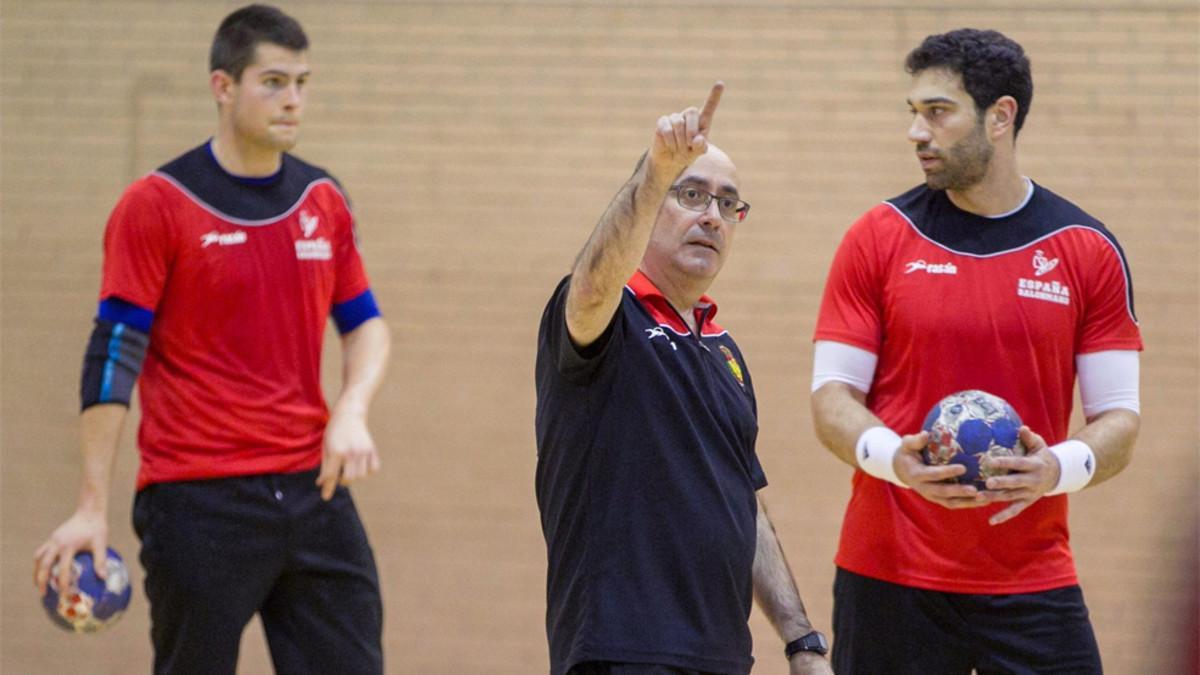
top-left (1077, 350), bottom-right (1140, 417)
top-left (812, 340), bottom-right (878, 393)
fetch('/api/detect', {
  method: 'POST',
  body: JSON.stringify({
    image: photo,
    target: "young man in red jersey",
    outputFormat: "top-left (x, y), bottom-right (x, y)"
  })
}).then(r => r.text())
top-left (536, 83), bottom-right (833, 675)
top-left (34, 6), bottom-right (390, 673)
top-left (811, 29), bottom-right (1141, 674)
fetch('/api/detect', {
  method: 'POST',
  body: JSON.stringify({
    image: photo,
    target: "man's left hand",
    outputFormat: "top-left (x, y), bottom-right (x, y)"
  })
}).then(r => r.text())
top-left (980, 425), bottom-right (1060, 525)
top-left (316, 407), bottom-right (381, 501)
top-left (789, 651), bottom-right (834, 675)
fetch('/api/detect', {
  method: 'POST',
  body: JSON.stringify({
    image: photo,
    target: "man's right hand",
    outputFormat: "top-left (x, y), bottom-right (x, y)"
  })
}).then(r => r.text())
top-left (34, 510), bottom-right (108, 595)
top-left (893, 430), bottom-right (991, 509)
top-left (648, 81), bottom-right (724, 180)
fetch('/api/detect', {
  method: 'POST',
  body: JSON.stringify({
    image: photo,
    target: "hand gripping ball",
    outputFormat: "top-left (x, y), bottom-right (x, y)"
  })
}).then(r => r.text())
top-left (922, 390), bottom-right (1027, 486)
top-left (42, 548), bottom-right (132, 633)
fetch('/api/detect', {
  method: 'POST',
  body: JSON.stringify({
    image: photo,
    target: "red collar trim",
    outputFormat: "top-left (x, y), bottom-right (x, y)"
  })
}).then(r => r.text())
top-left (626, 270), bottom-right (725, 337)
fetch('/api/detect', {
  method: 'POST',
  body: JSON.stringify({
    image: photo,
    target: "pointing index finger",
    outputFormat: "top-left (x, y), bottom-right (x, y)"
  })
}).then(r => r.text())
top-left (698, 81), bottom-right (725, 130)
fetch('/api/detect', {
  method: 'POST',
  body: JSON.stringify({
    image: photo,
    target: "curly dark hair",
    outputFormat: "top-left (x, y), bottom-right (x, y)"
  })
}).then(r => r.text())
top-left (905, 29), bottom-right (1033, 138)
top-left (210, 4), bottom-right (308, 81)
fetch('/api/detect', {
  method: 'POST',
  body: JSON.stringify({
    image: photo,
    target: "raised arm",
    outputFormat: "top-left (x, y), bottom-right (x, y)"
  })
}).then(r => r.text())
top-left (565, 82), bottom-right (724, 347)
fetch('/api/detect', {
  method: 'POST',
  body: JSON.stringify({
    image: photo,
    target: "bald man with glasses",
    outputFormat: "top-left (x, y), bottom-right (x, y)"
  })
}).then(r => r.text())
top-left (534, 83), bottom-right (832, 675)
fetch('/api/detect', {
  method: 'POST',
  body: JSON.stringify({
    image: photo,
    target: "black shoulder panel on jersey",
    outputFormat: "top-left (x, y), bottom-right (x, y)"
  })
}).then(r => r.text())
top-left (155, 142), bottom-right (338, 222)
top-left (887, 182), bottom-right (1136, 320)
top-left (887, 182), bottom-right (1104, 254)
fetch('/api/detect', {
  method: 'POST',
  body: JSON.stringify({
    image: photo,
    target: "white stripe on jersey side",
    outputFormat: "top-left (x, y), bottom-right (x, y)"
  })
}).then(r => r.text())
top-left (622, 285), bottom-right (729, 338)
top-left (150, 172), bottom-right (352, 227)
top-left (882, 201), bottom-right (1138, 325)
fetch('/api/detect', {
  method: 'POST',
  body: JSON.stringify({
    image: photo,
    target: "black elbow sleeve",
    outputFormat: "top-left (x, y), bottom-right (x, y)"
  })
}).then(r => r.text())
top-left (81, 319), bottom-right (149, 410)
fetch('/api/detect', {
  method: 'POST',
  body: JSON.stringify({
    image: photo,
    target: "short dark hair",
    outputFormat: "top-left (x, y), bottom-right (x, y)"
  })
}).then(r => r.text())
top-left (209, 4), bottom-right (308, 81)
top-left (905, 28), bottom-right (1033, 137)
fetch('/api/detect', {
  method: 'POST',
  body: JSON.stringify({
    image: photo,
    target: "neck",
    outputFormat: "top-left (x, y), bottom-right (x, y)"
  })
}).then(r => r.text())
top-left (640, 265), bottom-right (708, 331)
top-left (210, 128), bottom-right (282, 177)
top-left (946, 154), bottom-right (1026, 216)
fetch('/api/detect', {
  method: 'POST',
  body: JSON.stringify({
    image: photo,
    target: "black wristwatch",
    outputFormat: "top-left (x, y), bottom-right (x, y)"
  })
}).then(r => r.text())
top-left (785, 630), bottom-right (829, 658)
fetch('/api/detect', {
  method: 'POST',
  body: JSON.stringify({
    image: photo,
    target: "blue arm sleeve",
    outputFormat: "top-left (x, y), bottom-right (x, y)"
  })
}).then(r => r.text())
top-left (81, 298), bottom-right (154, 409)
top-left (331, 289), bottom-right (382, 334)
top-left (98, 297), bottom-right (154, 333)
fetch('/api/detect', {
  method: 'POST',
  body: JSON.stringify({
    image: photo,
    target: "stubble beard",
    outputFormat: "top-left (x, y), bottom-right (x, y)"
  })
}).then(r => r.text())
top-left (925, 119), bottom-right (993, 192)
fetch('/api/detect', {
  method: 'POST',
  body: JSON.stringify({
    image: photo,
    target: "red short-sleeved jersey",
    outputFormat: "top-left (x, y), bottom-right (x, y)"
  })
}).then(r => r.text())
top-left (100, 143), bottom-right (372, 489)
top-left (815, 182), bottom-right (1142, 594)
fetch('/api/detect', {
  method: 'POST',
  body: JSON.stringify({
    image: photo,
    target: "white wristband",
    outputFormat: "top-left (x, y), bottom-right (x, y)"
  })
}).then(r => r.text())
top-left (1045, 440), bottom-right (1097, 495)
top-left (855, 427), bottom-right (907, 488)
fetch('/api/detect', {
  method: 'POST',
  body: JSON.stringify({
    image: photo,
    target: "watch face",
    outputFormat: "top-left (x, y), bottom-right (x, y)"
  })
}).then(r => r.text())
top-left (809, 632), bottom-right (829, 654)
top-left (787, 631), bottom-right (829, 657)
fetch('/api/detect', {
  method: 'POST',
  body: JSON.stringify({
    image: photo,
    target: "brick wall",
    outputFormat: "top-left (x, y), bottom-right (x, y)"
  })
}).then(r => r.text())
top-left (2, 1), bottom-right (1196, 673)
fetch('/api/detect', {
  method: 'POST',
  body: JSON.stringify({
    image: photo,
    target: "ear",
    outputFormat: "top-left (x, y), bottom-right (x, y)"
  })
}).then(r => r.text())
top-left (988, 96), bottom-right (1019, 139)
top-left (209, 70), bottom-right (235, 106)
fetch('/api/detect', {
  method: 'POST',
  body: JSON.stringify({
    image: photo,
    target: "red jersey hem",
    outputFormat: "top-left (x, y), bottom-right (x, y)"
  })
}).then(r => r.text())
top-left (834, 558), bottom-right (1080, 595)
top-left (136, 454), bottom-right (322, 491)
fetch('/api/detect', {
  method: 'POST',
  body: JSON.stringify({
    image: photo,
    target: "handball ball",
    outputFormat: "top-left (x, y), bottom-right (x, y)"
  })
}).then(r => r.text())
top-left (42, 548), bottom-right (132, 633)
top-left (922, 390), bottom-right (1026, 486)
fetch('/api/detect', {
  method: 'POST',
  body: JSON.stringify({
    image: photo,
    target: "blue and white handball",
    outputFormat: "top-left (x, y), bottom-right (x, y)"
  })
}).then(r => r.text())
top-left (922, 390), bottom-right (1027, 486)
top-left (42, 548), bottom-right (132, 633)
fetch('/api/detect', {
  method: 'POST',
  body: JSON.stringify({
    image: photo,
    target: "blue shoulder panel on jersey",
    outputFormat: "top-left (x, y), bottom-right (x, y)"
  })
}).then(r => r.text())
top-left (332, 289), bottom-right (382, 334)
top-left (98, 297), bottom-right (154, 333)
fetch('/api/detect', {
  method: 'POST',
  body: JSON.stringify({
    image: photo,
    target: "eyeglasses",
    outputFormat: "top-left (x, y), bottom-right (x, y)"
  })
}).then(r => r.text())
top-left (668, 185), bottom-right (750, 223)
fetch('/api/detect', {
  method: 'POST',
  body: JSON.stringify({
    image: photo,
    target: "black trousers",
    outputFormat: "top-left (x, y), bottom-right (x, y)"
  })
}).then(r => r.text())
top-left (133, 469), bottom-right (383, 675)
top-left (832, 567), bottom-right (1102, 675)
top-left (569, 663), bottom-right (720, 675)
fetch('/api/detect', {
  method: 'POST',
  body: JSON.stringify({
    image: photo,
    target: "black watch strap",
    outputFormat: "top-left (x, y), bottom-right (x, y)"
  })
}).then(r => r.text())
top-left (785, 630), bottom-right (829, 658)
